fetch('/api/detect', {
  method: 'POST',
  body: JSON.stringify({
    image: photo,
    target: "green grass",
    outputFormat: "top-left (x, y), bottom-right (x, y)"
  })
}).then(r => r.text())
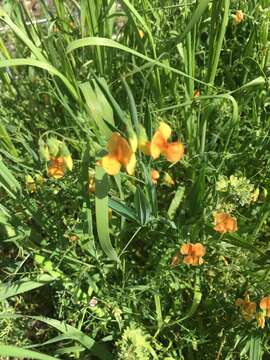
top-left (0, 0), bottom-right (270, 358)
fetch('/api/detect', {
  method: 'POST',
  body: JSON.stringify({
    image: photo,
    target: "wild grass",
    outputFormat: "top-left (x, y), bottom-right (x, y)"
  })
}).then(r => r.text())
top-left (0, 0), bottom-right (270, 359)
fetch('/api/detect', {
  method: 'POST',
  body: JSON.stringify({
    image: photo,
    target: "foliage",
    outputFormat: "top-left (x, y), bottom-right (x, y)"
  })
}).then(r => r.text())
top-left (0, 0), bottom-right (270, 359)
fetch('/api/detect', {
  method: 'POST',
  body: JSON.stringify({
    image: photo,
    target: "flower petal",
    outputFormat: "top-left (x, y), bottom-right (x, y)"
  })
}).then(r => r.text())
top-left (163, 142), bottom-right (184, 163)
top-left (180, 243), bottom-right (192, 255)
top-left (150, 131), bottom-right (166, 159)
top-left (101, 155), bottom-right (121, 175)
top-left (159, 122), bottom-right (172, 140)
top-left (193, 243), bottom-right (206, 257)
top-left (125, 153), bottom-right (136, 175)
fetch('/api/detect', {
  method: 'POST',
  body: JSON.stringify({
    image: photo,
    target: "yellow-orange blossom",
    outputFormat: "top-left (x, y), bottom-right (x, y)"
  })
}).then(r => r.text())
top-left (101, 133), bottom-right (136, 176)
top-left (150, 122), bottom-right (184, 163)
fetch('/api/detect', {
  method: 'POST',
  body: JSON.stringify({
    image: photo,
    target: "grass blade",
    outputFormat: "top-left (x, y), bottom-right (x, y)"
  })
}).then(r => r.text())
top-left (0, 345), bottom-right (57, 360)
top-left (95, 165), bottom-right (120, 263)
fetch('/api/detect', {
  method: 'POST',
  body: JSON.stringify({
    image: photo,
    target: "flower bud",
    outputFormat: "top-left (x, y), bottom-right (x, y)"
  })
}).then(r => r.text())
top-left (47, 137), bottom-right (60, 157)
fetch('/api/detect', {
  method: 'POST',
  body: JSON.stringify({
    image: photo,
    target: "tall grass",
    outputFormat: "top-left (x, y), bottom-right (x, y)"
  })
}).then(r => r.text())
top-left (0, 0), bottom-right (270, 358)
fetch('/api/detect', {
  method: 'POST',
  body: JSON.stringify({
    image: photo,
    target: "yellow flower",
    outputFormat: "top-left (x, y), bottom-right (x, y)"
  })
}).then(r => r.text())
top-left (232, 10), bottom-right (244, 24)
top-left (101, 133), bottom-right (136, 176)
top-left (150, 122), bottom-right (184, 163)
top-left (163, 172), bottom-right (175, 186)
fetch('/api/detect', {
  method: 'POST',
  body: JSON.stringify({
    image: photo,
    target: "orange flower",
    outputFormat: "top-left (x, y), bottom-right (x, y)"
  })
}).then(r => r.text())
top-left (256, 312), bottom-right (266, 329)
top-left (101, 133), bottom-right (136, 176)
top-left (151, 169), bottom-right (160, 184)
top-left (180, 243), bottom-right (206, 266)
top-left (233, 10), bottom-right (244, 24)
top-left (48, 157), bottom-right (66, 179)
top-left (213, 212), bottom-right (237, 233)
top-left (260, 296), bottom-right (270, 317)
top-left (235, 297), bottom-right (256, 320)
top-left (150, 122), bottom-right (184, 163)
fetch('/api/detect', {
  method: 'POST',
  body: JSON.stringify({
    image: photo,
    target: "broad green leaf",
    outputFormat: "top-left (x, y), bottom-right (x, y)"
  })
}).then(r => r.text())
top-left (0, 58), bottom-right (78, 100)
top-left (109, 198), bottom-right (139, 223)
top-left (181, 275), bottom-right (202, 321)
top-left (134, 187), bottom-right (151, 226)
top-left (95, 165), bottom-right (120, 262)
top-left (80, 82), bottom-right (112, 137)
top-left (0, 274), bottom-right (55, 301)
top-left (168, 186), bottom-right (185, 220)
top-left (0, 345), bottom-right (57, 360)
top-left (249, 336), bottom-right (262, 360)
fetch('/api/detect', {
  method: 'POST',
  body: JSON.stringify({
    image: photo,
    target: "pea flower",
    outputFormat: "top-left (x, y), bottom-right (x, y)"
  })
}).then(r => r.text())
top-left (232, 10), bottom-right (244, 24)
top-left (48, 157), bottom-right (66, 179)
top-left (150, 122), bottom-right (184, 163)
top-left (213, 212), bottom-right (237, 233)
top-left (180, 243), bottom-right (206, 266)
top-left (260, 296), bottom-right (270, 317)
top-left (163, 172), bottom-right (175, 186)
top-left (101, 133), bottom-right (136, 176)
top-left (151, 169), bottom-right (160, 184)
top-left (235, 296), bottom-right (256, 320)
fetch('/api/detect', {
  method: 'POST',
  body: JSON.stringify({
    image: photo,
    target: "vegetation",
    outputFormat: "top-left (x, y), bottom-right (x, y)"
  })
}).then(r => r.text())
top-left (0, 0), bottom-right (270, 358)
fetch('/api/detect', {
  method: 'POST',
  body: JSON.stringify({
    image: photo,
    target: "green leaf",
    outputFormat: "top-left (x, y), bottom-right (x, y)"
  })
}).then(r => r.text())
top-left (249, 336), bottom-right (262, 360)
top-left (0, 58), bottom-right (78, 100)
top-left (80, 81), bottom-right (114, 137)
top-left (178, 0), bottom-right (211, 42)
top-left (0, 314), bottom-right (112, 360)
top-left (168, 186), bottom-right (185, 220)
top-left (122, 78), bottom-right (138, 130)
top-left (67, 37), bottom-right (213, 88)
top-left (95, 165), bottom-right (120, 262)
top-left (134, 187), bottom-right (151, 225)
top-left (0, 274), bottom-right (55, 301)
top-left (181, 275), bottom-right (202, 321)
top-left (0, 345), bottom-right (57, 360)
top-left (109, 198), bottom-right (139, 223)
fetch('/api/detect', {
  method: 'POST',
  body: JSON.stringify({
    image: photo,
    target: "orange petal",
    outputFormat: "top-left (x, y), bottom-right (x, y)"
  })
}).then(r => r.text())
top-left (101, 155), bottom-right (121, 175)
top-left (193, 243), bottom-right (206, 257)
top-left (48, 166), bottom-right (65, 179)
top-left (260, 296), bottom-right (270, 312)
top-left (163, 142), bottom-right (184, 163)
top-left (159, 122), bottom-right (172, 140)
top-left (107, 133), bottom-right (122, 156)
top-left (183, 255), bottom-right (195, 265)
top-left (180, 243), bottom-right (192, 255)
top-left (150, 131), bottom-right (166, 159)
top-left (117, 136), bottom-right (133, 166)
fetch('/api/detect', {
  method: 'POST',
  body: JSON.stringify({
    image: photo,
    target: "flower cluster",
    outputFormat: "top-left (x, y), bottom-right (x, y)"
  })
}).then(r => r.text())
top-left (39, 137), bottom-right (73, 179)
top-left (236, 295), bottom-right (270, 329)
top-left (101, 122), bottom-right (184, 176)
top-left (216, 174), bottom-right (259, 206)
top-left (171, 243), bottom-right (206, 267)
